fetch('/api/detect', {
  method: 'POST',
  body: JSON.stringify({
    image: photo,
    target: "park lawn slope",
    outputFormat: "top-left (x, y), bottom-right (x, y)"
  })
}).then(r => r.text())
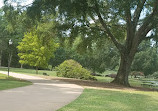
top-left (58, 88), bottom-right (158, 111)
top-left (0, 73), bottom-right (32, 90)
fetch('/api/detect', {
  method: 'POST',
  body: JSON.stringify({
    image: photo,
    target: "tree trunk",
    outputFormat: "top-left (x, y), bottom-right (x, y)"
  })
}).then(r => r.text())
top-left (36, 66), bottom-right (38, 74)
top-left (9, 52), bottom-right (13, 67)
top-left (0, 50), bottom-right (2, 67)
top-left (21, 64), bottom-right (23, 69)
top-left (112, 52), bottom-right (135, 87)
top-left (8, 51), bottom-right (13, 77)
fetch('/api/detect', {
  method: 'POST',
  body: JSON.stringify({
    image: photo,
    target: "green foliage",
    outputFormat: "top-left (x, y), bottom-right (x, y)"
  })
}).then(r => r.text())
top-left (49, 47), bottom-right (71, 68)
top-left (27, 0), bottom-right (127, 49)
top-left (132, 41), bottom-right (158, 76)
top-left (0, 5), bottom-right (33, 68)
top-left (17, 27), bottom-right (59, 69)
top-left (152, 72), bottom-right (158, 78)
top-left (50, 39), bottom-right (119, 74)
top-left (0, 8), bottom-right (8, 50)
top-left (55, 59), bottom-right (97, 80)
top-left (3, 5), bottom-right (19, 33)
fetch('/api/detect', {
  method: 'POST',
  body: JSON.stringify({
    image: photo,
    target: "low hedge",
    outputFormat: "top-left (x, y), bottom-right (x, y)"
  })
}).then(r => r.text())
top-left (55, 59), bottom-right (97, 80)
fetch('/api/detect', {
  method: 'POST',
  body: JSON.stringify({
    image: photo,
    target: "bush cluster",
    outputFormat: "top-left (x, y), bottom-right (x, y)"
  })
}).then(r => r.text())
top-left (55, 59), bottom-right (97, 80)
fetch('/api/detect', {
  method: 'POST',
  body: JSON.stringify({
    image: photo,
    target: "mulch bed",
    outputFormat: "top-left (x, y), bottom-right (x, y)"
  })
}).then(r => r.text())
top-left (42, 76), bottom-right (158, 92)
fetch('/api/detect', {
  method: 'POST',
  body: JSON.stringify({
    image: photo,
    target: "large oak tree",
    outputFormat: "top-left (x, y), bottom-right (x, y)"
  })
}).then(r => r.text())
top-left (26, 0), bottom-right (158, 86)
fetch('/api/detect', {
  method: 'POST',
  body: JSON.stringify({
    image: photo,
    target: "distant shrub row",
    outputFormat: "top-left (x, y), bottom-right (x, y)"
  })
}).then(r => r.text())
top-left (55, 59), bottom-right (97, 81)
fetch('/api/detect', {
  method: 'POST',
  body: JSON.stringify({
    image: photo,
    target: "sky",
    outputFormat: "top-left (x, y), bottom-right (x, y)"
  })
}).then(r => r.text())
top-left (0, 0), bottom-right (4, 8)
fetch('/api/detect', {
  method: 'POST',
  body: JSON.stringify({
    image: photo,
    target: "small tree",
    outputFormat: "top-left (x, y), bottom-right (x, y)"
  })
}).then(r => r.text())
top-left (17, 30), bottom-right (58, 74)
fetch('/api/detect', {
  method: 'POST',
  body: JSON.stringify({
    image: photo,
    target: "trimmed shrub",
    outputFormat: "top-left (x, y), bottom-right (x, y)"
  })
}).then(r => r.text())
top-left (55, 59), bottom-right (97, 80)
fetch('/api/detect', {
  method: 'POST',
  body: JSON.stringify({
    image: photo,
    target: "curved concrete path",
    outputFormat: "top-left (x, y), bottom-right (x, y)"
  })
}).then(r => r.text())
top-left (0, 71), bottom-right (83, 111)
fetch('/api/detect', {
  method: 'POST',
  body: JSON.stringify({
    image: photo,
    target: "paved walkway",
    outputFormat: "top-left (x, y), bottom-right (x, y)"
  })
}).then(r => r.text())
top-left (0, 71), bottom-right (83, 111)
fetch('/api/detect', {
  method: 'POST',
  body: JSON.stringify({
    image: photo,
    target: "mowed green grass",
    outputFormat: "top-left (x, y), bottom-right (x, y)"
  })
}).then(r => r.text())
top-left (0, 73), bottom-right (32, 90)
top-left (58, 88), bottom-right (158, 111)
top-left (0, 67), bottom-right (56, 77)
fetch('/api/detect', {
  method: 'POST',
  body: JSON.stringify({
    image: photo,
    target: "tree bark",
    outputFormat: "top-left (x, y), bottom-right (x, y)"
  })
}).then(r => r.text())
top-left (112, 52), bottom-right (135, 86)
top-left (21, 64), bottom-right (23, 69)
top-left (36, 66), bottom-right (38, 74)
top-left (8, 51), bottom-right (13, 77)
top-left (0, 50), bottom-right (2, 67)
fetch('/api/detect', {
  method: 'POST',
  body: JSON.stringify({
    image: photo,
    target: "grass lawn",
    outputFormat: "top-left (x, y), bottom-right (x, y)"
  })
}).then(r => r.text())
top-left (100, 70), bottom-right (117, 76)
top-left (0, 67), bottom-right (56, 77)
top-left (58, 88), bottom-right (158, 111)
top-left (96, 76), bottom-right (114, 83)
top-left (0, 73), bottom-right (32, 90)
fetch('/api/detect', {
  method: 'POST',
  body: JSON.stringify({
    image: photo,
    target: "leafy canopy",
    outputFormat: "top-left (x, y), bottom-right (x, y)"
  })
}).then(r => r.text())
top-left (17, 24), bottom-right (59, 68)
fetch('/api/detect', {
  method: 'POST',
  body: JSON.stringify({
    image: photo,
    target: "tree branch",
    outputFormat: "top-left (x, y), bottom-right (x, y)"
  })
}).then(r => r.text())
top-left (125, 5), bottom-right (132, 40)
top-left (133, 0), bottom-right (146, 29)
top-left (125, 4), bottom-right (135, 54)
top-left (137, 0), bottom-right (158, 38)
top-left (129, 1), bottom-right (158, 56)
top-left (94, 0), bottom-right (123, 52)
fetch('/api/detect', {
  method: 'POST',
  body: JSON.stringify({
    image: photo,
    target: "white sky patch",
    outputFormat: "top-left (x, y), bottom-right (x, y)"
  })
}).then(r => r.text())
top-left (0, 0), bottom-right (4, 8)
top-left (146, 30), bottom-right (153, 37)
top-left (0, 0), bottom-right (33, 8)
top-left (20, 0), bottom-right (33, 6)
top-left (89, 20), bottom-right (95, 24)
top-left (118, 19), bottom-right (126, 25)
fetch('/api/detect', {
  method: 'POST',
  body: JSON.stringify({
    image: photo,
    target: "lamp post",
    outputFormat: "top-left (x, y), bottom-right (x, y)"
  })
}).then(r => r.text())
top-left (8, 39), bottom-right (13, 77)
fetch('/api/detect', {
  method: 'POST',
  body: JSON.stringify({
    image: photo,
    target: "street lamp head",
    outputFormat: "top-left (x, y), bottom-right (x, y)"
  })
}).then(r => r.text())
top-left (9, 39), bottom-right (13, 45)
